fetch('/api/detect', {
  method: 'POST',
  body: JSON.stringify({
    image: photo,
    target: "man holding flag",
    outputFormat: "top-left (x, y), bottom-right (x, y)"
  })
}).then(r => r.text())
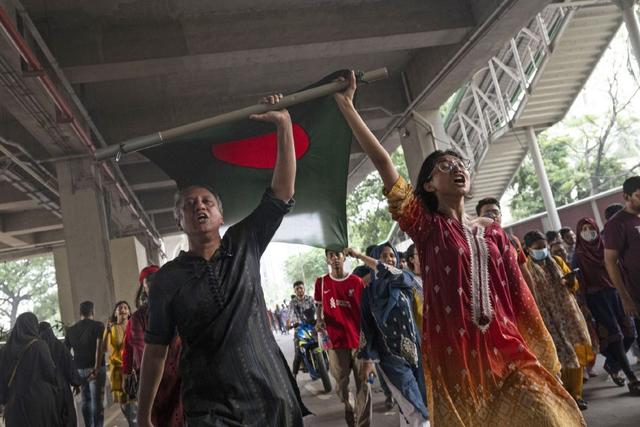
top-left (137, 94), bottom-right (308, 426)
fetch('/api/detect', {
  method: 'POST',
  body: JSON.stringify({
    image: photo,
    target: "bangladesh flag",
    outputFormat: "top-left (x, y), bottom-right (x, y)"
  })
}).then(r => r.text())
top-left (143, 74), bottom-right (353, 250)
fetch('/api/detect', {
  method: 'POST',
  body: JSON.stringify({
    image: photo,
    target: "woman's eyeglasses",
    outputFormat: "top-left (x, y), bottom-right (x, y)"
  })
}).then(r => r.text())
top-left (434, 159), bottom-right (470, 174)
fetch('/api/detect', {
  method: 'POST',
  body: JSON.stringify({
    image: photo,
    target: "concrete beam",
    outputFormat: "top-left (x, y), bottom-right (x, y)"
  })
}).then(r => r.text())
top-left (152, 211), bottom-right (178, 235)
top-left (0, 209), bottom-right (62, 235)
top-left (0, 182), bottom-right (40, 211)
top-left (137, 189), bottom-right (176, 215)
top-left (47, 0), bottom-right (473, 83)
top-left (0, 231), bottom-right (28, 247)
top-left (0, 243), bottom-right (64, 262)
top-left (119, 162), bottom-right (175, 193)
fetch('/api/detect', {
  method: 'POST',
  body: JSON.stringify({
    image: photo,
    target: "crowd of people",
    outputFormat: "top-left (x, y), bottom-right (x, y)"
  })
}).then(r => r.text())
top-left (0, 266), bottom-right (184, 427)
top-left (1, 75), bottom-right (640, 427)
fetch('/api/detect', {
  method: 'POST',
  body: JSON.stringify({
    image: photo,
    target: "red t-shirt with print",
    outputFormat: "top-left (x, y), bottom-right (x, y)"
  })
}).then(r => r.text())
top-left (314, 273), bottom-right (364, 349)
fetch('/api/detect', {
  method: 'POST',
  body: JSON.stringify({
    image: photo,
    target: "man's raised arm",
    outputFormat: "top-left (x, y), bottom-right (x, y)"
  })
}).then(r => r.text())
top-left (250, 94), bottom-right (296, 202)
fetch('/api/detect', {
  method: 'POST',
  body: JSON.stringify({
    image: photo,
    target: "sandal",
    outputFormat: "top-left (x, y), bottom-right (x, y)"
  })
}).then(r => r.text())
top-left (628, 379), bottom-right (640, 396)
top-left (575, 398), bottom-right (588, 411)
top-left (604, 364), bottom-right (626, 387)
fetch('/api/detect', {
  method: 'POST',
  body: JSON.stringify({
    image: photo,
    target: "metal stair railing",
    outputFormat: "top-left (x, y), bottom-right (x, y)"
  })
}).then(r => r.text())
top-left (443, 5), bottom-right (571, 174)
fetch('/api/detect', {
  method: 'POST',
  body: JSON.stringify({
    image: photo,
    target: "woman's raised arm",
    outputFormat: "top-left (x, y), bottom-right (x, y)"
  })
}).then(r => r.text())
top-left (334, 71), bottom-right (399, 192)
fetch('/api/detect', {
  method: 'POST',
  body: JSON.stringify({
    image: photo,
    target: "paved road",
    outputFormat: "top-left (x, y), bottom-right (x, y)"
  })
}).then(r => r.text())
top-left (274, 332), bottom-right (404, 427)
top-left (97, 333), bottom-right (640, 426)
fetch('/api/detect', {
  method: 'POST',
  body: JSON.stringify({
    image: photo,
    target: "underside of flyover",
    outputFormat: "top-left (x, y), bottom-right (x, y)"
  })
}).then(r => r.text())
top-left (2, 0), bottom-right (616, 319)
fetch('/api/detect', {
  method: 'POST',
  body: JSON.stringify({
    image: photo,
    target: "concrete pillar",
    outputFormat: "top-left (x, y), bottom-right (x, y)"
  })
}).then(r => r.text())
top-left (524, 126), bottom-right (562, 231)
top-left (55, 158), bottom-right (115, 322)
top-left (52, 247), bottom-right (75, 326)
top-left (401, 109), bottom-right (446, 184)
top-left (590, 199), bottom-right (604, 230)
top-left (617, 1), bottom-right (640, 72)
top-left (110, 236), bottom-right (148, 307)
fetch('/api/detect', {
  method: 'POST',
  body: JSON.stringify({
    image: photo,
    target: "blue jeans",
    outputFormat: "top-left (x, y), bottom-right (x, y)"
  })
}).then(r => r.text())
top-left (78, 366), bottom-right (106, 427)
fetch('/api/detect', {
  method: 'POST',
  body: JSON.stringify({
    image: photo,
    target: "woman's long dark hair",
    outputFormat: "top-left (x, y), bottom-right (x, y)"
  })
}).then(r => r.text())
top-left (134, 283), bottom-right (145, 309)
top-left (414, 149), bottom-right (466, 212)
top-left (110, 300), bottom-right (131, 323)
top-left (405, 243), bottom-right (417, 273)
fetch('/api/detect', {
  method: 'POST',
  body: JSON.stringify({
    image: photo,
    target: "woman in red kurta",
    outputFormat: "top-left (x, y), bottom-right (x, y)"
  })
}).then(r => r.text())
top-left (334, 71), bottom-right (584, 426)
top-left (123, 265), bottom-right (184, 426)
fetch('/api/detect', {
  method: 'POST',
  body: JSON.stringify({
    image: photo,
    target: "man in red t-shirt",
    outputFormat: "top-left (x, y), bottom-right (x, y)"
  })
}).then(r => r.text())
top-left (315, 249), bottom-right (371, 427)
top-left (604, 176), bottom-right (640, 320)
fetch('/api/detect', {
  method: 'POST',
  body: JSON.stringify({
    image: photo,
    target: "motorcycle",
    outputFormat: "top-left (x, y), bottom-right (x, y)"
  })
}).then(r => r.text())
top-left (293, 321), bottom-right (332, 393)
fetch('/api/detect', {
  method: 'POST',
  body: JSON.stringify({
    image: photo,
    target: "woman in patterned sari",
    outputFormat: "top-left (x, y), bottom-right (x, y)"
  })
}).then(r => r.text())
top-left (523, 230), bottom-right (594, 410)
top-left (334, 71), bottom-right (585, 426)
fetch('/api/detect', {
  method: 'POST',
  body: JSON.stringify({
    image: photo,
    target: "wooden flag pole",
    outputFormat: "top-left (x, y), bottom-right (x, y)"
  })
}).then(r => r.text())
top-left (94, 68), bottom-right (388, 161)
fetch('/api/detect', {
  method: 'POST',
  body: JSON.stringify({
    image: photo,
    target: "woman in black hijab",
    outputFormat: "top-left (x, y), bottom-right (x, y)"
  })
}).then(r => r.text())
top-left (0, 312), bottom-right (60, 427)
top-left (39, 321), bottom-right (83, 426)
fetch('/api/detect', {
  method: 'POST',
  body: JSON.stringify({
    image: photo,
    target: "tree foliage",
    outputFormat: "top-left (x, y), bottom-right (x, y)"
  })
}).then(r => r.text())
top-left (508, 131), bottom-right (630, 219)
top-left (508, 52), bottom-right (640, 220)
top-left (282, 147), bottom-right (409, 290)
top-left (0, 256), bottom-right (59, 328)
top-left (346, 147), bottom-right (409, 250)
top-left (283, 248), bottom-right (328, 291)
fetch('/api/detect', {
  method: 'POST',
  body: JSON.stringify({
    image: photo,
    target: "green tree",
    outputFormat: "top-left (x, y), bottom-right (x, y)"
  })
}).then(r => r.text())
top-left (346, 147), bottom-right (409, 250)
top-left (0, 256), bottom-right (59, 328)
top-left (284, 248), bottom-right (328, 290)
top-left (508, 31), bottom-right (640, 220)
top-left (508, 130), bottom-right (630, 219)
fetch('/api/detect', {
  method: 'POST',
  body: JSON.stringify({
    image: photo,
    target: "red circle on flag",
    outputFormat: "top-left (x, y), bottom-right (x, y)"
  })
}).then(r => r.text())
top-left (211, 124), bottom-right (310, 169)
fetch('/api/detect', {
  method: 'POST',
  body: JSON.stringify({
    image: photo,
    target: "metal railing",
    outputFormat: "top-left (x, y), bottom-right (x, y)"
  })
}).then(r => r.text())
top-left (444, 6), bottom-right (571, 173)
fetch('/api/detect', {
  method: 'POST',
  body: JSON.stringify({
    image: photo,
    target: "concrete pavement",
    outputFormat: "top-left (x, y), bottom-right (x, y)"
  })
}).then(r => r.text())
top-left (96, 333), bottom-right (640, 426)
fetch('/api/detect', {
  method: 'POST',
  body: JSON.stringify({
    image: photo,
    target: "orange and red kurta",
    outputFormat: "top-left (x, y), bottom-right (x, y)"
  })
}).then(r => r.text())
top-left (386, 176), bottom-right (585, 427)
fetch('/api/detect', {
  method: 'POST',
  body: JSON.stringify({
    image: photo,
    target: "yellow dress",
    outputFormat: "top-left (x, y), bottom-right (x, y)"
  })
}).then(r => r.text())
top-left (105, 323), bottom-right (128, 404)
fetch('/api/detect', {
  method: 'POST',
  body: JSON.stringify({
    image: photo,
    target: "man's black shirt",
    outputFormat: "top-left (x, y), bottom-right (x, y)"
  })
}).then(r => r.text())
top-left (65, 318), bottom-right (105, 369)
top-left (146, 189), bottom-right (306, 426)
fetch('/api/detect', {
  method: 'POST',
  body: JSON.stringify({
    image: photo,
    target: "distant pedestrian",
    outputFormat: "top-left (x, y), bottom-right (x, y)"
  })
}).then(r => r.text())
top-left (39, 321), bottom-right (83, 427)
top-left (123, 266), bottom-right (183, 426)
top-left (315, 249), bottom-right (371, 427)
top-left (574, 218), bottom-right (639, 394)
top-left (524, 230), bottom-right (594, 410)
top-left (105, 301), bottom-right (136, 425)
top-left (65, 301), bottom-right (106, 427)
top-left (0, 312), bottom-right (60, 427)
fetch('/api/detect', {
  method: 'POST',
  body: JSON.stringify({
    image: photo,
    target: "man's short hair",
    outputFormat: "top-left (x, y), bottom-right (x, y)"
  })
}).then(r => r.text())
top-left (293, 280), bottom-right (304, 288)
top-left (325, 248), bottom-right (342, 257)
top-left (364, 245), bottom-right (376, 257)
top-left (475, 197), bottom-right (500, 216)
top-left (559, 227), bottom-right (572, 238)
top-left (79, 301), bottom-right (94, 317)
top-left (604, 203), bottom-right (623, 220)
top-left (545, 230), bottom-right (560, 243)
top-left (623, 176), bottom-right (640, 196)
top-left (173, 184), bottom-right (223, 221)
top-left (524, 230), bottom-right (546, 248)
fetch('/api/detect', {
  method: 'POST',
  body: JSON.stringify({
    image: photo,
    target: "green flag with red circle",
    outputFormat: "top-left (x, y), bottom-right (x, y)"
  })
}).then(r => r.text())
top-left (143, 79), bottom-right (352, 250)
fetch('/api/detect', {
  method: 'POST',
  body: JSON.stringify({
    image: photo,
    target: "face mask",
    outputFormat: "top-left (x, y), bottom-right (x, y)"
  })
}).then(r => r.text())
top-left (530, 248), bottom-right (549, 261)
top-left (580, 230), bottom-right (598, 242)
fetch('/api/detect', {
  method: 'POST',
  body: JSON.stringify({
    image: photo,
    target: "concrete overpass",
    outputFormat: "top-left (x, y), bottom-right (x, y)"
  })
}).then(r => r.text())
top-left (0, 0), bottom-right (603, 321)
